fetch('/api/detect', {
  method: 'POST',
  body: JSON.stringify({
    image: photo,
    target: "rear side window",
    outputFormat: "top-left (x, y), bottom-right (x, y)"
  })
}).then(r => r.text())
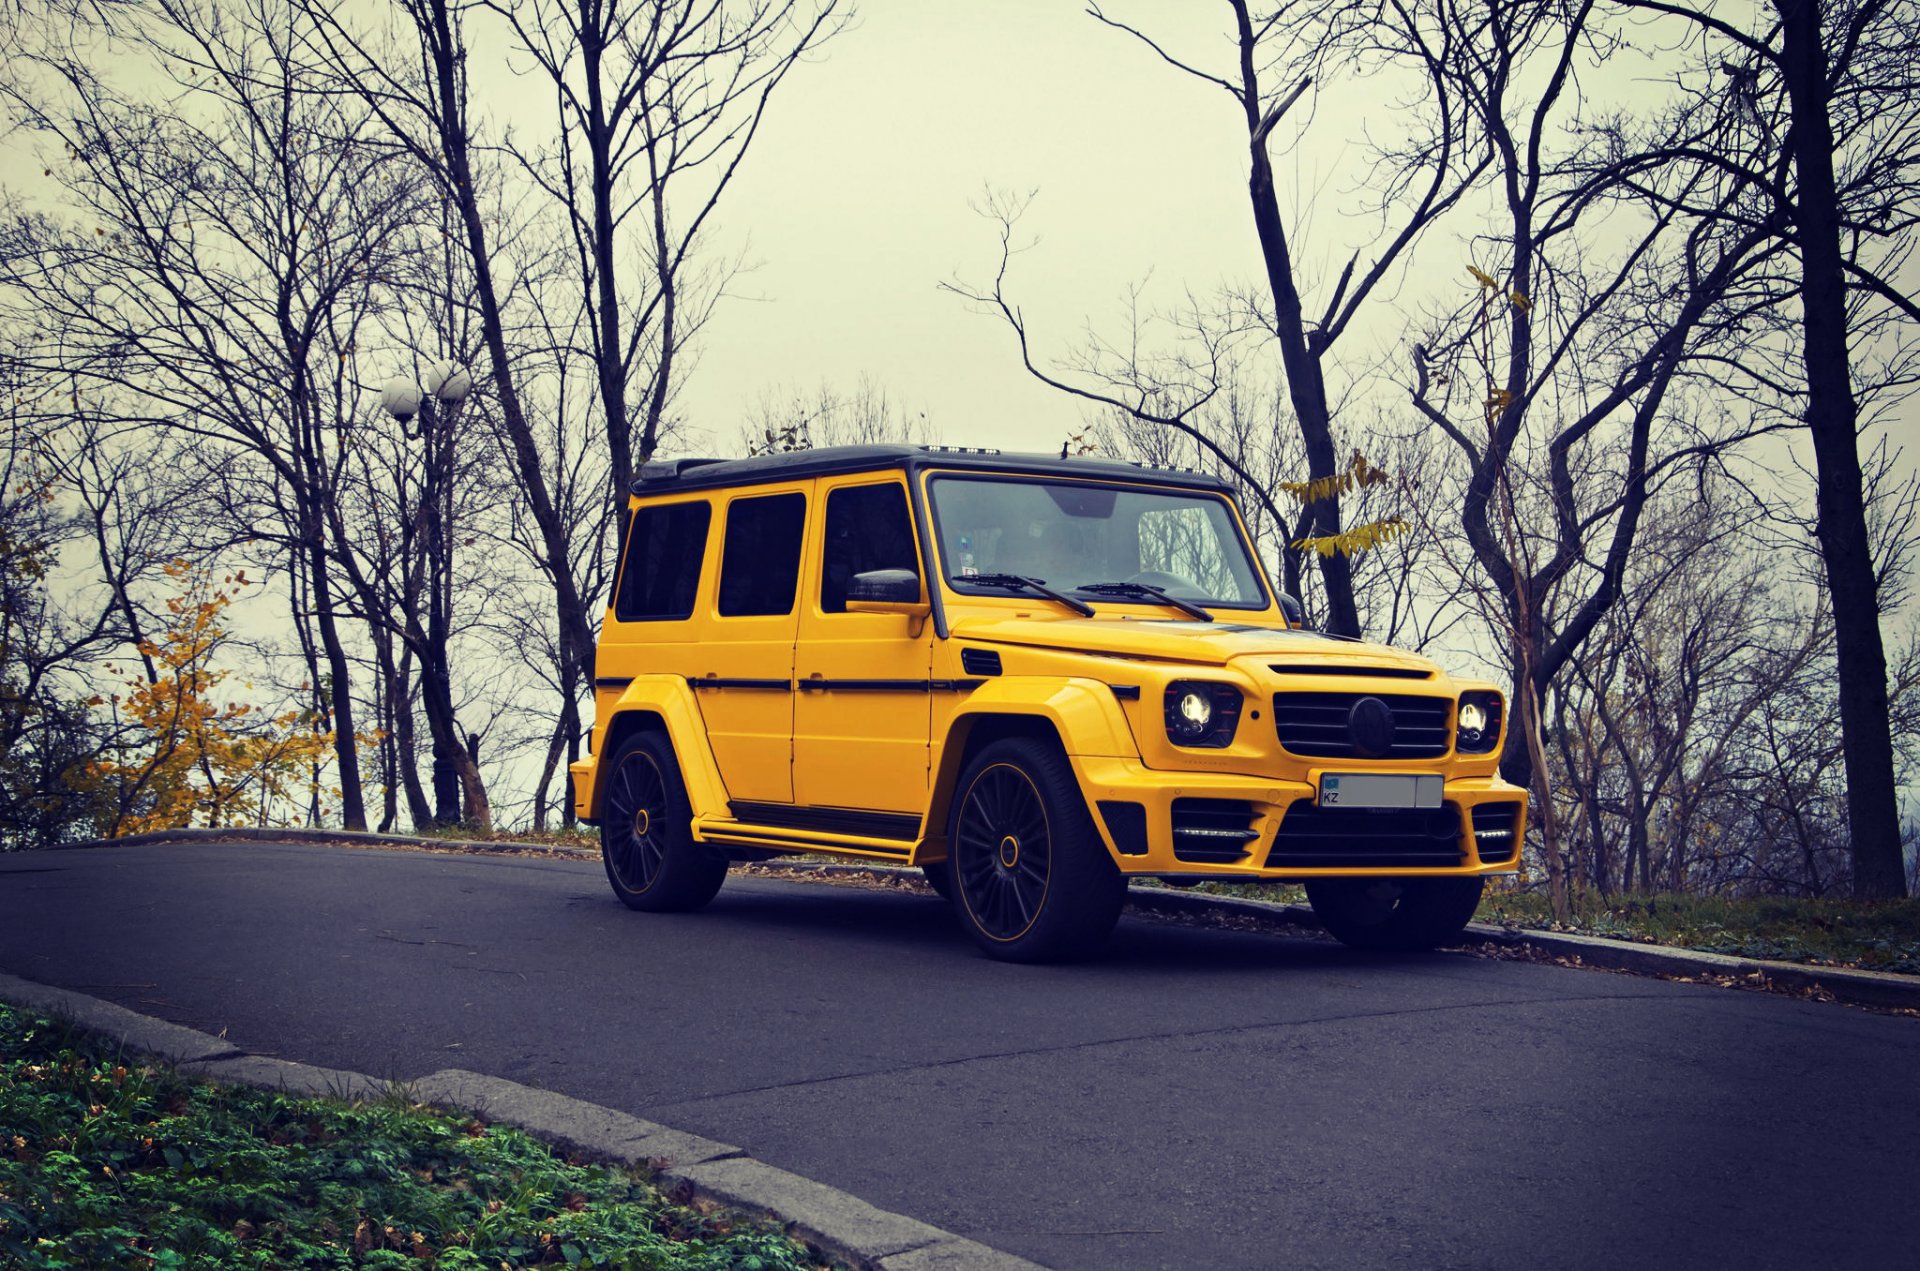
top-left (718, 492), bottom-right (807, 617)
top-left (821, 483), bottom-right (919, 612)
top-left (615, 501), bottom-right (711, 622)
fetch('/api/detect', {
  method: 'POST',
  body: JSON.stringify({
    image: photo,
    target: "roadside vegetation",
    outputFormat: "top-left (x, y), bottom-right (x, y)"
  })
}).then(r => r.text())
top-left (1133, 877), bottom-right (1920, 974)
top-left (1474, 890), bottom-right (1920, 975)
top-left (0, 1007), bottom-right (829, 1270)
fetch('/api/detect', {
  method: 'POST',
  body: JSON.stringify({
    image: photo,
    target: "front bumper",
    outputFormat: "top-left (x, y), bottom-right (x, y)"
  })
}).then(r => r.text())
top-left (1068, 755), bottom-right (1527, 879)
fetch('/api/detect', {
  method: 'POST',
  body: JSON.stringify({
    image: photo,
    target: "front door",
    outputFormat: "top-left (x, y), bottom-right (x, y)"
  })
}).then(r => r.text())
top-left (790, 477), bottom-right (932, 816)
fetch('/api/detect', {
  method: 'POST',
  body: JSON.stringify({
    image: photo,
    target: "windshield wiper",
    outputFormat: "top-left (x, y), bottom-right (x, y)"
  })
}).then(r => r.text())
top-left (1078, 581), bottom-right (1215, 623)
top-left (963, 572), bottom-right (1095, 617)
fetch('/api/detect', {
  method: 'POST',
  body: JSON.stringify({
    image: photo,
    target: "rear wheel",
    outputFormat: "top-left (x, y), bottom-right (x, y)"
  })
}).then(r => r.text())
top-left (947, 737), bottom-right (1125, 962)
top-left (599, 731), bottom-right (727, 913)
top-left (1305, 876), bottom-right (1484, 951)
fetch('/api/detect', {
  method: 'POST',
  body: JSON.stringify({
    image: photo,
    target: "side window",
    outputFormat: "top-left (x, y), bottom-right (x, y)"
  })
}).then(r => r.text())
top-left (614, 501), bottom-right (711, 622)
top-left (821, 483), bottom-right (919, 613)
top-left (718, 492), bottom-right (806, 617)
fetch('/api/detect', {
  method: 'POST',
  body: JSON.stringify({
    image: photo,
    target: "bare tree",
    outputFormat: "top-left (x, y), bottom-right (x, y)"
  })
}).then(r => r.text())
top-left (302, 0), bottom-right (603, 703)
top-left (1608, 0), bottom-right (1918, 897)
top-left (1067, 0), bottom-right (1493, 636)
top-left (489, 0), bottom-right (846, 510)
top-left (739, 376), bottom-right (937, 454)
top-left (0, 0), bottom-right (432, 830)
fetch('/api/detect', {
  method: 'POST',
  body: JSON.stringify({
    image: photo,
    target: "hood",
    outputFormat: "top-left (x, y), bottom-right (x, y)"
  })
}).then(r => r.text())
top-left (949, 614), bottom-right (1441, 673)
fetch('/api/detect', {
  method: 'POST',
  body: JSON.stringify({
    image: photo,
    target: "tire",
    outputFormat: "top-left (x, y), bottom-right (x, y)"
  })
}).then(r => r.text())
top-left (1305, 875), bottom-right (1485, 952)
top-left (921, 858), bottom-right (954, 901)
top-left (947, 737), bottom-right (1126, 962)
top-left (599, 730), bottom-right (727, 913)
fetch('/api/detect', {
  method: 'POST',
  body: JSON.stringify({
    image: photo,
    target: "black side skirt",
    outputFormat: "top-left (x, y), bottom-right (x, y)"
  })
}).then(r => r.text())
top-left (727, 801), bottom-right (921, 843)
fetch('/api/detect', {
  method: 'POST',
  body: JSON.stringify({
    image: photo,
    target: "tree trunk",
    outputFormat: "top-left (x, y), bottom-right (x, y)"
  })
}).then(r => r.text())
top-left (417, 655), bottom-right (486, 828)
top-left (1231, 1), bottom-right (1361, 636)
top-left (392, 644), bottom-right (432, 830)
top-left (1777, 0), bottom-right (1907, 899)
top-left (532, 685), bottom-right (582, 832)
top-left (305, 536), bottom-right (367, 831)
top-left (418, 0), bottom-right (598, 686)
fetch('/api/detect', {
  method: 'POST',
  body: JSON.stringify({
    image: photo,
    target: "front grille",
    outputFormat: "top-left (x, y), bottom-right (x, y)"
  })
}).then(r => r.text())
top-left (1271, 692), bottom-right (1451, 759)
top-left (1471, 802), bottom-right (1522, 864)
top-left (1171, 798), bottom-right (1261, 864)
top-left (1264, 801), bottom-right (1465, 870)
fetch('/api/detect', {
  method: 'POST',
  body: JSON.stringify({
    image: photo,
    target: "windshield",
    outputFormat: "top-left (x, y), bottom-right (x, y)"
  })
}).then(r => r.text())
top-left (928, 475), bottom-right (1269, 609)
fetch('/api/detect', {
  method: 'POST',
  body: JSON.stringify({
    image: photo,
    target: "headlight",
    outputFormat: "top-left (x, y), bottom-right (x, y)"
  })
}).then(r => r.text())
top-left (1456, 691), bottom-right (1503, 754)
top-left (1164, 681), bottom-right (1242, 749)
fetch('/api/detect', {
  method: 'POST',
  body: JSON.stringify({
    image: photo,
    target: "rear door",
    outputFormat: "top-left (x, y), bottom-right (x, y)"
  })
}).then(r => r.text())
top-left (693, 484), bottom-right (807, 804)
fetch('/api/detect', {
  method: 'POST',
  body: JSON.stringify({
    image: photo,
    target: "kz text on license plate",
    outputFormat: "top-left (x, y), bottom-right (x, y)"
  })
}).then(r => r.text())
top-left (1318, 773), bottom-right (1443, 809)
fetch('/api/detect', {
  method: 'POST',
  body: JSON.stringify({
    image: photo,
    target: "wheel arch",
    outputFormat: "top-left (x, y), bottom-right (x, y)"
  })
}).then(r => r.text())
top-left (923, 679), bottom-right (1136, 863)
top-left (579, 677), bottom-right (731, 823)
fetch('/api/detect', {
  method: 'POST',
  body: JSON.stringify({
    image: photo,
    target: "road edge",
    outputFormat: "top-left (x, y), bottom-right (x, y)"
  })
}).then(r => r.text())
top-left (755, 861), bottom-right (1920, 1013)
top-left (0, 969), bottom-right (1043, 1271)
top-left (44, 828), bottom-right (1920, 1011)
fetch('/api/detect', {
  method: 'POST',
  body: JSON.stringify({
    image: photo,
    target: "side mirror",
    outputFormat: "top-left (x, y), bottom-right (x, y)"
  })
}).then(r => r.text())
top-left (846, 569), bottom-right (931, 634)
top-left (1278, 591), bottom-right (1307, 628)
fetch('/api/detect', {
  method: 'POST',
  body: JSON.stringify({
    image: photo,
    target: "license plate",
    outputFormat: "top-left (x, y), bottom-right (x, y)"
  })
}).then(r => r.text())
top-left (1319, 773), bottom-right (1442, 809)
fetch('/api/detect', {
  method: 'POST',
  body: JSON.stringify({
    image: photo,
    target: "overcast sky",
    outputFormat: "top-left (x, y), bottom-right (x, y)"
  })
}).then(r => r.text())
top-left (660, 0), bottom-right (1312, 453)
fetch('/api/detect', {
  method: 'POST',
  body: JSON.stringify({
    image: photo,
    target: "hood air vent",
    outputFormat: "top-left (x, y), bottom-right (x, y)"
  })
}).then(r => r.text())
top-left (1270, 664), bottom-right (1432, 679)
top-left (961, 647), bottom-right (1002, 676)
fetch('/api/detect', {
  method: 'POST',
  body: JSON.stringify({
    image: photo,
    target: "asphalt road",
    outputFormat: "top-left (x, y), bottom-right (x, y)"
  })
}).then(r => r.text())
top-left (0, 841), bottom-right (1912, 1270)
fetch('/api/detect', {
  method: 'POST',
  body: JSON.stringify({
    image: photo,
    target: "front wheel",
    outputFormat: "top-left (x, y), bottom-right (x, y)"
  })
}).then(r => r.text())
top-left (947, 738), bottom-right (1125, 962)
top-left (599, 731), bottom-right (727, 913)
top-left (1305, 876), bottom-right (1484, 952)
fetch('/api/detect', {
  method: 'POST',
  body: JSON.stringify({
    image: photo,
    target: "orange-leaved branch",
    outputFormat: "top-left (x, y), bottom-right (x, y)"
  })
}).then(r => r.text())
top-left (85, 562), bottom-right (338, 835)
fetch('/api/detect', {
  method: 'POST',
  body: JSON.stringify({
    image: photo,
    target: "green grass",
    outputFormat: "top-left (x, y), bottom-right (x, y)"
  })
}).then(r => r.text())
top-left (0, 1007), bottom-right (830, 1270)
top-left (1475, 888), bottom-right (1920, 974)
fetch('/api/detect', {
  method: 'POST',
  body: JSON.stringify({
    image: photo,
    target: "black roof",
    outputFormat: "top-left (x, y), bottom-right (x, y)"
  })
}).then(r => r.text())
top-left (631, 444), bottom-right (1237, 496)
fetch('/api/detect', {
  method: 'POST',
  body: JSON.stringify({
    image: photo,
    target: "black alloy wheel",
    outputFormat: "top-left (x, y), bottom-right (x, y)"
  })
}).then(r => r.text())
top-left (1304, 875), bottom-right (1484, 952)
top-left (947, 737), bottom-right (1126, 962)
top-left (599, 730), bottom-right (727, 913)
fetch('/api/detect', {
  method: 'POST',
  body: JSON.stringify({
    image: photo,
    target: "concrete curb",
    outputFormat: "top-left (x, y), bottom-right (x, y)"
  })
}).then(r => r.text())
top-left (0, 971), bottom-right (1045, 1270)
top-left (1116, 885), bottom-right (1920, 1011)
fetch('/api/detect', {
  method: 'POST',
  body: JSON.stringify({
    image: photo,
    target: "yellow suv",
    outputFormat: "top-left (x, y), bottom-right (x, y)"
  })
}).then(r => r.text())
top-left (571, 446), bottom-right (1526, 961)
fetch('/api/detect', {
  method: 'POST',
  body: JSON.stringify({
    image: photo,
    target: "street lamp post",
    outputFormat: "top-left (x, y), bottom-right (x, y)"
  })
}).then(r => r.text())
top-left (382, 362), bottom-right (473, 827)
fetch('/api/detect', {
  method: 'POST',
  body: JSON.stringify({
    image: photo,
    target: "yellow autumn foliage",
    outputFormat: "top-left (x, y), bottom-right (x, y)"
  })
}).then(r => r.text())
top-left (81, 562), bottom-right (338, 835)
top-left (1277, 450), bottom-right (1393, 507)
top-left (1292, 516), bottom-right (1411, 558)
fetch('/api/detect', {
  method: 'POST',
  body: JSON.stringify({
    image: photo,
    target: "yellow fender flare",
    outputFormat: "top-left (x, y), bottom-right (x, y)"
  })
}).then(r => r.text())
top-left (921, 677), bottom-right (1141, 862)
top-left (948, 677), bottom-right (1139, 757)
top-left (575, 676), bottom-right (731, 822)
